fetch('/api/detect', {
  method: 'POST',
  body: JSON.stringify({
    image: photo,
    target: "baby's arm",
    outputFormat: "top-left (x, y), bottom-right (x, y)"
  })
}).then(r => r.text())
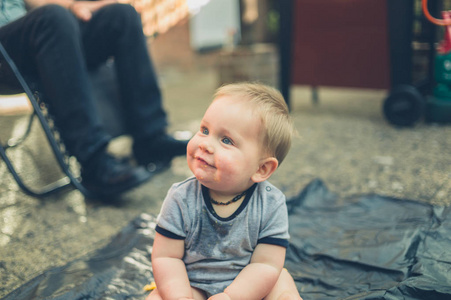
top-left (151, 232), bottom-right (194, 299)
top-left (218, 243), bottom-right (286, 299)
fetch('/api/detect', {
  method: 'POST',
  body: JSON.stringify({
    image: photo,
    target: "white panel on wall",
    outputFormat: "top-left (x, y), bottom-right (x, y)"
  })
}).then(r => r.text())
top-left (189, 0), bottom-right (241, 51)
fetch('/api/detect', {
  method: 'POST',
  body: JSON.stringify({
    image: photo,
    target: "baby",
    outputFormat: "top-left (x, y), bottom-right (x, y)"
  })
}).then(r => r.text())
top-left (147, 82), bottom-right (302, 300)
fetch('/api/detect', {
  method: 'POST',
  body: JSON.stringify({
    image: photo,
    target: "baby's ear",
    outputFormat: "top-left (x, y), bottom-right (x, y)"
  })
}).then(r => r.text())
top-left (251, 157), bottom-right (279, 183)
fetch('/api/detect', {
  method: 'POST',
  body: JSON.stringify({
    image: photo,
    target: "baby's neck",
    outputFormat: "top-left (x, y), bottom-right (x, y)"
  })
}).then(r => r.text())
top-left (207, 189), bottom-right (247, 218)
top-left (209, 185), bottom-right (253, 203)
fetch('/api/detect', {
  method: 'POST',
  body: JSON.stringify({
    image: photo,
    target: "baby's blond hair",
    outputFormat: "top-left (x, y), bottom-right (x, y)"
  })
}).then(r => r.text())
top-left (214, 82), bottom-right (294, 165)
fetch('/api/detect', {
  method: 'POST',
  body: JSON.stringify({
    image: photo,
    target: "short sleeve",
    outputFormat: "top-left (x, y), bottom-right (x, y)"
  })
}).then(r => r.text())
top-left (257, 189), bottom-right (290, 248)
top-left (156, 184), bottom-right (189, 240)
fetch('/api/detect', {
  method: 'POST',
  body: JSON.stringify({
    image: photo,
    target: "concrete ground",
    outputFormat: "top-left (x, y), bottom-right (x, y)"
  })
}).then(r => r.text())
top-left (1, 39), bottom-right (451, 297)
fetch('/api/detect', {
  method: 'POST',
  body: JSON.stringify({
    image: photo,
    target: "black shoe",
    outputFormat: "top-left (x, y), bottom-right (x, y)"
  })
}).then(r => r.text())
top-left (133, 133), bottom-right (188, 172)
top-left (81, 152), bottom-right (152, 198)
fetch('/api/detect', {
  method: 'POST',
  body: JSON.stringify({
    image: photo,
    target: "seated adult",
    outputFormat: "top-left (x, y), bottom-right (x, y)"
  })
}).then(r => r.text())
top-left (0, 0), bottom-right (187, 197)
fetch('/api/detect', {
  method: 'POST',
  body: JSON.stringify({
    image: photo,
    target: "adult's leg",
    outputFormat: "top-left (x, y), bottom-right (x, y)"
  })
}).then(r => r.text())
top-left (81, 3), bottom-right (166, 140)
top-left (80, 4), bottom-right (187, 170)
top-left (0, 5), bottom-right (152, 197)
top-left (0, 5), bottom-right (110, 163)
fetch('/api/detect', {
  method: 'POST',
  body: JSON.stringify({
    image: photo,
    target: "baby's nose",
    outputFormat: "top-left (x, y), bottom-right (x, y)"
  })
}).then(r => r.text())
top-left (199, 141), bottom-right (214, 153)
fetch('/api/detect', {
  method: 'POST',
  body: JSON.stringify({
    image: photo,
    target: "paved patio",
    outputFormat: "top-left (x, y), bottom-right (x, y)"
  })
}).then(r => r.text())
top-left (1, 34), bottom-right (450, 298)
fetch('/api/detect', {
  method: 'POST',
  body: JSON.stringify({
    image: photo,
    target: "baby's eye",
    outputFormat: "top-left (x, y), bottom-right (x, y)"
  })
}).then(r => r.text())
top-left (222, 137), bottom-right (233, 145)
top-left (201, 127), bottom-right (209, 135)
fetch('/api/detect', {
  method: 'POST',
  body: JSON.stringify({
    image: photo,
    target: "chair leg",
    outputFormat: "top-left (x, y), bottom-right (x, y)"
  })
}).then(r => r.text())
top-left (0, 141), bottom-right (71, 197)
top-left (0, 42), bottom-right (94, 198)
top-left (4, 113), bottom-right (35, 149)
top-left (0, 100), bottom-right (94, 198)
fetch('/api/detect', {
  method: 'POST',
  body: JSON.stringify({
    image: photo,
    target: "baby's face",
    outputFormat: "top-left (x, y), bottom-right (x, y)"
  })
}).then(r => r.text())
top-left (187, 95), bottom-right (265, 195)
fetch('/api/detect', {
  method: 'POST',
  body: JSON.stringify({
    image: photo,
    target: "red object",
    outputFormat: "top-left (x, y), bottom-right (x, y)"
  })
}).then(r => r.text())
top-left (422, 0), bottom-right (451, 26)
top-left (437, 11), bottom-right (451, 54)
top-left (290, 0), bottom-right (390, 89)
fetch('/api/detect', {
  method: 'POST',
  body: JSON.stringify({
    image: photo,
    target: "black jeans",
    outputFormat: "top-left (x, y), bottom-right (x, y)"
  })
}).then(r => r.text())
top-left (0, 3), bottom-right (167, 163)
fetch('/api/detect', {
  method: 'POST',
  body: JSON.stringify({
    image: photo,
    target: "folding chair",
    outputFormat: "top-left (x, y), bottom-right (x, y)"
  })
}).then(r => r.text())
top-left (0, 41), bottom-right (97, 198)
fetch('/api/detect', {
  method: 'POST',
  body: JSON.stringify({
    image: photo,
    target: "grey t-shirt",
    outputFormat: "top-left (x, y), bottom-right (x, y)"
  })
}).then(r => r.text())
top-left (0, 0), bottom-right (26, 27)
top-left (155, 176), bottom-right (290, 296)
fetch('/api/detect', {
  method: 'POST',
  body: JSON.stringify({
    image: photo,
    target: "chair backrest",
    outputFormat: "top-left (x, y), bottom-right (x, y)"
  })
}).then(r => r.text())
top-left (0, 52), bottom-right (24, 95)
top-left (0, 40), bottom-right (94, 197)
top-left (1, 41), bottom-right (126, 137)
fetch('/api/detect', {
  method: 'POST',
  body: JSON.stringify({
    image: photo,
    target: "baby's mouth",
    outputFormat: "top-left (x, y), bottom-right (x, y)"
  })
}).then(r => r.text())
top-left (196, 156), bottom-right (214, 168)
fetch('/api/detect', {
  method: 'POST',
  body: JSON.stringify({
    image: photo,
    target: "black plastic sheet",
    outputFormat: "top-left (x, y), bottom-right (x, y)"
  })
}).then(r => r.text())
top-left (286, 179), bottom-right (451, 299)
top-left (5, 179), bottom-right (451, 299)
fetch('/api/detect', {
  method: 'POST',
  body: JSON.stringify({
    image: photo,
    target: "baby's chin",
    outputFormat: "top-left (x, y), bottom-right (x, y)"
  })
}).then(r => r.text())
top-left (192, 168), bottom-right (209, 182)
top-left (193, 173), bottom-right (214, 184)
top-left (192, 170), bottom-right (222, 187)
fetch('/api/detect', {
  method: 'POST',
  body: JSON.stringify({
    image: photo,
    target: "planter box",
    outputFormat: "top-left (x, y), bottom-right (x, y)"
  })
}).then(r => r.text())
top-left (217, 43), bottom-right (279, 88)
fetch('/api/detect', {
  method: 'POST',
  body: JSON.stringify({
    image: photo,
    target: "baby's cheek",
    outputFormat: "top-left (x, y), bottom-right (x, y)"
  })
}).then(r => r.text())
top-left (216, 158), bottom-right (239, 177)
top-left (186, 140), bottom-right (197, 156)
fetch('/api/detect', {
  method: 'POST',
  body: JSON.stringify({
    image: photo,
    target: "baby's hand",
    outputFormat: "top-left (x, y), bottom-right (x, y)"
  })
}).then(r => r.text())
top-left (208, 293), bottom-right (231, 300)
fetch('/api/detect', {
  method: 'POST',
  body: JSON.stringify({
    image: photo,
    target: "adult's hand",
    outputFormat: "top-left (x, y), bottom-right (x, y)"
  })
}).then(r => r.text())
top-left (69, 0), bottom-right (117, 21)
